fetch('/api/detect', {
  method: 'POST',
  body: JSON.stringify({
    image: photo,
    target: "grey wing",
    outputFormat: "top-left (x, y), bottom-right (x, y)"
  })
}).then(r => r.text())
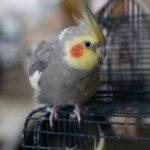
top-left (29, 41), bottom-right (50, 76)
top-left (29, 41), bottom-right (51, 90)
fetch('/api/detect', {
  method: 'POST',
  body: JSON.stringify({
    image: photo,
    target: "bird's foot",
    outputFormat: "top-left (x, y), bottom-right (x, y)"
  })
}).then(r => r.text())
top-left (46, 106), bottom-right (59, 128)
top-left (70, 104), bottom-right (81, 126)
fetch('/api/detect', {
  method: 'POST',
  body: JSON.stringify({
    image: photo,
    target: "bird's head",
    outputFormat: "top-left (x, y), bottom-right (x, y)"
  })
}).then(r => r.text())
top-left (59, 0), bottom-right (106, 71)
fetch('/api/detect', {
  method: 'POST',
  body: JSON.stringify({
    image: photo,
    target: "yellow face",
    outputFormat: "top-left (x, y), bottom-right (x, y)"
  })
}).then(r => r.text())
top-left (63, 36), bottom-right (101, 71)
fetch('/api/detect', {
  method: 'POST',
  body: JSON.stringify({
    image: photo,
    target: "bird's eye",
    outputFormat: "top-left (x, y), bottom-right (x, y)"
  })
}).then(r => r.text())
top-left (84, 41), bottom-right (92, 48)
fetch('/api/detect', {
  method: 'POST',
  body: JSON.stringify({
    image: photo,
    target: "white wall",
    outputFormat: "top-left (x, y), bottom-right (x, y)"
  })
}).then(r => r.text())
top-left (92, 0), bottom-right (109, 13)
top-left (0, 0), bottom-right (38, 14)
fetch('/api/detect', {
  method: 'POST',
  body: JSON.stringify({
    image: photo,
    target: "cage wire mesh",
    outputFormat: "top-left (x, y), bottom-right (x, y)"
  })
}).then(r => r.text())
top-left (22, 0), bottom-right (150, 150)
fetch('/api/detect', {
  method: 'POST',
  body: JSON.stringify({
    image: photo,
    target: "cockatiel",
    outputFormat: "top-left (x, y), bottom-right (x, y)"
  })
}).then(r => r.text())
top-left (29, 0), bottom-right (106, 126)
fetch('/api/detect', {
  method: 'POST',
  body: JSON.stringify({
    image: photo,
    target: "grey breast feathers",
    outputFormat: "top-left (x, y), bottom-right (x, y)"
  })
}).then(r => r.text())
top-left (29, 40), bottom-right (100, 106)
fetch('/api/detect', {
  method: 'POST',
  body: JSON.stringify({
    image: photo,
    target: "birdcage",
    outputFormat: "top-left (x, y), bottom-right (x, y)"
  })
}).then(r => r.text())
top-left (22, 0), bottom-right (150, 149)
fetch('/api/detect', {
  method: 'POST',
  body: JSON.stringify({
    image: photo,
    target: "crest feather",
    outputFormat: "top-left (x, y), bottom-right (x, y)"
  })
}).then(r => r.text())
top-left (73, 0), bottom-right (105, 43)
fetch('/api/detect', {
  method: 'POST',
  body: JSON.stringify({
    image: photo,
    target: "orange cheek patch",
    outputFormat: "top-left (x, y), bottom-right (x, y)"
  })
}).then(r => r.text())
top-left (70, 44), bottom-right (84, 58)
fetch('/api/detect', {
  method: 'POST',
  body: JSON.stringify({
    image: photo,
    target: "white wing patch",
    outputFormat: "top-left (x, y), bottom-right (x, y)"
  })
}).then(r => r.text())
top-left (58, 28), bottom-right (68, 41)
top-left (29, 70), bottom-right (42, 91)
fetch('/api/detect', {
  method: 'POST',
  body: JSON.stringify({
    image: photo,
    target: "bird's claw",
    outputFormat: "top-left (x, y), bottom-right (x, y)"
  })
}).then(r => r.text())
top-left (46, 106), bottom-right (59, 128)
top-left (70, 105), bottom-right (81, 126)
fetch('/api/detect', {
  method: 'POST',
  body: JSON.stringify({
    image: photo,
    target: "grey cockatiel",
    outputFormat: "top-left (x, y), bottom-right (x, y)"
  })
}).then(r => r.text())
top-left (29, 0), bottom-right (106, 126)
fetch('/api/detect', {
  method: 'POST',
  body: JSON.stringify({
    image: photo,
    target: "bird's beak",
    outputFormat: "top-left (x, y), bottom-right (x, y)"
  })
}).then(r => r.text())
top-left (96, 44), bottom-right (106, 62)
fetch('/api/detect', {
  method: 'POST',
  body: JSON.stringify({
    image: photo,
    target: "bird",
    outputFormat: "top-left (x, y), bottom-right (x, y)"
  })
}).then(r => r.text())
top-left (28, 0), bottom-right (106, 127)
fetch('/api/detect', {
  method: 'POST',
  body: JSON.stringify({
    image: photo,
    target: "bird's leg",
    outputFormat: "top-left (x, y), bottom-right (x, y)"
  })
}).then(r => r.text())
top-left (46, 106), bottom-right (59, 128)
top-left (70, 104), bottom-right (81, 125)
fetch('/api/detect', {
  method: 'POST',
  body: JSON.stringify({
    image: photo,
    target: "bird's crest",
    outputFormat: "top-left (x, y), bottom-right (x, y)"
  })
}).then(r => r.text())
top-left (73, 0), bottom-right (105, 44)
